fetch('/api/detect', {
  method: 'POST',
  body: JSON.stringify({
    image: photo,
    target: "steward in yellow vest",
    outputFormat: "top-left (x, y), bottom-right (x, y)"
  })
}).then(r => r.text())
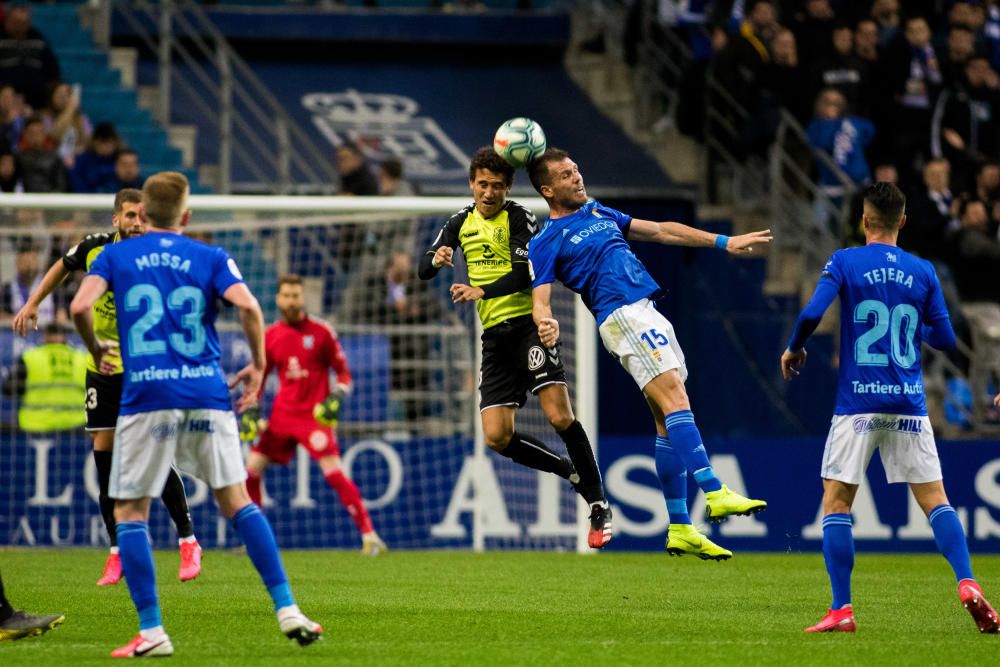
top-left (16, 324), bottom-right (87, 432)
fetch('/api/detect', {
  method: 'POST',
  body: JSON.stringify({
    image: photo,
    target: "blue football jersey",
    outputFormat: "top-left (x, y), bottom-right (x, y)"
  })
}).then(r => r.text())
top-left (528, 200), bottom-right (661, 325)
top-left (822, 243), bottom-right (951, 416)
top-left (88, 232), bottom-right (244, 415)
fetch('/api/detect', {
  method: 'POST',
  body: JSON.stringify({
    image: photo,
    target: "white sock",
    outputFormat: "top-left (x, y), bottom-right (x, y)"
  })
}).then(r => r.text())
top-left (276, 604), bottom-right (301, 620)
top-left (178, 535), bottom-right (197, 545)
top-left (139, 626), bottom-right (166, 641)
top-left (110, 546), bottom-right (120, 555)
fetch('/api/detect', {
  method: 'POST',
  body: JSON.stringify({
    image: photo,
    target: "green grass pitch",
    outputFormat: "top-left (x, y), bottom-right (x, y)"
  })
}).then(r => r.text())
top-left (1, 548), bottom-right (998, 665)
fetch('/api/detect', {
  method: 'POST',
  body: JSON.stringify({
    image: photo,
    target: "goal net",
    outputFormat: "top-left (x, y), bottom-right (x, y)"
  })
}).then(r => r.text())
top-left (0, 194), bottom-right (595, 552)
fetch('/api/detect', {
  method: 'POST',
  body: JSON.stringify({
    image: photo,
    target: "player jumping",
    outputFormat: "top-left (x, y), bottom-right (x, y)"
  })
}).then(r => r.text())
top-left (12, 188), bottom-right (201, 586)
top-left (240, 273), bottom-right (386, 556)
top-left (782, 182), bottom-right (999, 634)
top-left (418, 146), bottom-right (611, 548)
top-left (528, 148), bottom-right (770, 560)
top-left (71, 172), bottom-right (322, 657)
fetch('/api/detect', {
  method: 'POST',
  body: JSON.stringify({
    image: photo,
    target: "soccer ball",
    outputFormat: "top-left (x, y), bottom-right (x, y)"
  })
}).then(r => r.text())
top-left (493, 117), bottom-right (547, 169)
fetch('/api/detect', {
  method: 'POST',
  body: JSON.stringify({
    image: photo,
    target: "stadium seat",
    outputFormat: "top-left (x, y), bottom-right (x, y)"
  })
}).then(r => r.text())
top-left (32, 4), bottom-right (207, 193)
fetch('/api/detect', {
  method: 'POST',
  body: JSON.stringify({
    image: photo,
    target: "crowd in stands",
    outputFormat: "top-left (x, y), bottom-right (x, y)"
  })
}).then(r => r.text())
top-left (0, 3), bottom-right (146, 195)
top-left (664, 0), bottom-right (1000, 304)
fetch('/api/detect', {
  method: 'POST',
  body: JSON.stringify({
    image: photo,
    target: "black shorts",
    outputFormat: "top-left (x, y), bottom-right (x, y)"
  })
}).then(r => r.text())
top-left (479, 314), bottom-right (566, 411)
top-left (85, 371), bottom-right (123, 431)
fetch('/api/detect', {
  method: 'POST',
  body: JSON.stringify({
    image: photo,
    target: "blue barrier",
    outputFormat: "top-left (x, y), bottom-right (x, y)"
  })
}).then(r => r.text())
top-left (3, 431), bottom-right (998, 552)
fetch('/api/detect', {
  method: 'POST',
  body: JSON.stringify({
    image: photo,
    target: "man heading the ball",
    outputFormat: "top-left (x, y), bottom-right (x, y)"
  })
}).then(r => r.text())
top-left (528, 148), bottom-right (771, 560)
top-left (241, 273), bottom-right (386, 556)
top-left (418, 146), bottom-right (613, 548)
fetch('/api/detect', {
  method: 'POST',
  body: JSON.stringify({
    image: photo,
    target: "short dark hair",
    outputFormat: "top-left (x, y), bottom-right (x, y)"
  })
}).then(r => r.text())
top-left (92, 121), bottom-right (118, 141)
top-left (380, 158), bottom-right (403, 180)
top-left (468, 146), bottom-right (513, 186)
top-left (863, 181), bottom-right (906, 230)
top-left (527, 147), bottom-right (571, 195)
top-left (278, 273), bottom-right (304, 289)
top-left (114, 188), bottom-right (142, 213)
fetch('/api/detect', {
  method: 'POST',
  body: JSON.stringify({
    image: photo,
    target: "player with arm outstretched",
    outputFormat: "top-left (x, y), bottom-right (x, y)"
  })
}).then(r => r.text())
top-left (528, 148), bottom-right (771, 560)
top-left (781, 182), bottom-right (998, 634)
top-left (240, 273), bottom-right (386, 556)
top-left (70, 173), bottom-right (322, 657)
top-left (11, 189), bottom-right (201, 587)
top-left (418, 146), bottom-right (611, 548)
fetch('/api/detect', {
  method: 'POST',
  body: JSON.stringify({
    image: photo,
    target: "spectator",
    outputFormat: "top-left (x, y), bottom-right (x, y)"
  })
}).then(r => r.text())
top-left (15, 116), bottom-right (66, 192)
top-left (883, 15), bottom-right (943, 176)
top-left (761, 27), bottom-right (811, 123)
top-left (1, 322), bottom-right (87, 434)
top-left (814, 22), bottom-right (870, 118)
top-left (336, 142), bottom-right (378, 196)
top-left (949, 196), bottom-right (1000, 302)
top-left (971, 161), bottom-right (1000, 237)
top-left (949, 1), bottom-right (986, 33)
top-left (69, 121), bottom-right (120, 193)
top-left (807, 88), bottom-right (876, 195)
top-left (714, 0), bottom-right (779, 115)
top-left (378, 158), bottom-right (415, 196)
top-left (341, 251), bottom-right (446, 423)
top-left (854, 18), bottom-right (880, 65)
top-left (931, 55), bottom-right (1000, 189)
top-left (939, 25), bottom-right (977, 89)
top-left (335, 142), bottom-right (378, 271)
top-left (0, 150), bottom-right (19, 192)
top-left (899, 158), bottom-right (955, 261)
top-left (39, 81), bottom-right (90, 169)
top-left (870, 0), bottom-right (901, 47)
top-left (0, 84), bottom-right (27, 151)
top-left (112, 148), bottom-right (144, 190)
top-left (0, 244), bottom-right (60, 324)
top-left (0, 3), bottom-right (60, 109)
top-left (986, 0), bottom-right (1000, 69)
top-left (791, 0), bottom-right (837, 65)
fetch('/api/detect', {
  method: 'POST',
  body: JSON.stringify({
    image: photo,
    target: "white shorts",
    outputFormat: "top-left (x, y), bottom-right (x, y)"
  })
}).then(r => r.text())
top-left (598, 299), bottom-right (687, 390)
top-left (110, 409), bottom-right (247, 499)
top-left (821, 414), bottom-right (941, 485)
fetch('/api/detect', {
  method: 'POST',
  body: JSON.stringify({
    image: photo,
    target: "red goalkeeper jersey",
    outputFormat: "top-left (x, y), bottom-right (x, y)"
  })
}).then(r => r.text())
top-left (264, 315), bottom-right (351, 423)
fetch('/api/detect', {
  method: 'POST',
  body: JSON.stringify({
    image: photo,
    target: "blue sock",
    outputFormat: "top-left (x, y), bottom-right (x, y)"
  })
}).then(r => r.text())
top-left (117, 521), bottom-right (161, 630)
top-left (822, 513), bottom-right (854, 610)
top-left (233, 503), bottom-right (295, 610)
top-left (929, 504), bottom-right (974, 582)
top-left (654, 436), bottom-right (690, 525)
top-left (664, 410), bottom-right (722, 493)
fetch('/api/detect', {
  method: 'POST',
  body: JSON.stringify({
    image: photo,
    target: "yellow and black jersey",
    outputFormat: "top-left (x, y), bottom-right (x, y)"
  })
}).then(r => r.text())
top-left (63, 232), bottom-right (122, 374)
top-left (421, 200), bottom-right (537, 330)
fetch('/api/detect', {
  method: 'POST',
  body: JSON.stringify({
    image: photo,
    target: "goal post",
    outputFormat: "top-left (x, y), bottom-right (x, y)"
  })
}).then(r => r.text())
top-left (0, 194), bottom-right (597, 552)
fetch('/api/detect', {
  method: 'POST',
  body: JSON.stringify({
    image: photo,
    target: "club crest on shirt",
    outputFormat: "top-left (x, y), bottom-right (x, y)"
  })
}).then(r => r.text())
top-left (303, 335), bottom-right (314, 349)
top-left (309, 429), bottom-right (329, 451)
top-left (493, 227), bottom-right (505, 243)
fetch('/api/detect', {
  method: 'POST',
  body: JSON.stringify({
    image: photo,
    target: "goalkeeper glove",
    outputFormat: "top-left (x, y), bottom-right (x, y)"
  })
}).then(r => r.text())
top-left (313, 386), bottom-right (347, 428)
top-left (239, 407), bottom-right (261, 442)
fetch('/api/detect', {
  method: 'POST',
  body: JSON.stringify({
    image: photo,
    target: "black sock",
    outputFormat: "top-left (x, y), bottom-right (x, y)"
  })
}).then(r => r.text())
top-left (93, 450), bottom-right (117, 547)
top-left (0, 572), bottom-right (13, 622)
top-left (161, 467), bottom-right (195, 540)
top-left (557, 420), bottom-right (605, 504)
top-left (497, 432), bottom-right (574, 478)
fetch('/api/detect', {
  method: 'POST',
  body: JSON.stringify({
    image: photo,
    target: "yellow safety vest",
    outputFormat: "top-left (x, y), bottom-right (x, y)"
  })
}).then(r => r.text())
top-left (19, 343), bottom-right (88, 433)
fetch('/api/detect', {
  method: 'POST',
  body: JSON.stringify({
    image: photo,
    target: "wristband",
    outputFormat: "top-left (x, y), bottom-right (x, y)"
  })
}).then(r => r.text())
top-left (714, 234), bottom-right (729, 250)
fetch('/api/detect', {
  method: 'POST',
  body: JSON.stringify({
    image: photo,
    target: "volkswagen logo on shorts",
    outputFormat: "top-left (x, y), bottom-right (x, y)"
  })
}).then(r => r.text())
top-left (528, 346), bottom-right (546, 370)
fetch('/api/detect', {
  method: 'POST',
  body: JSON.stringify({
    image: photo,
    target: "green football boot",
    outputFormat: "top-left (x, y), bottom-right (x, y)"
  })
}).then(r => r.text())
top-left (666, 524), bottom-right (732, 561)
top-left (704, 485), bottom-right (767, 523)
